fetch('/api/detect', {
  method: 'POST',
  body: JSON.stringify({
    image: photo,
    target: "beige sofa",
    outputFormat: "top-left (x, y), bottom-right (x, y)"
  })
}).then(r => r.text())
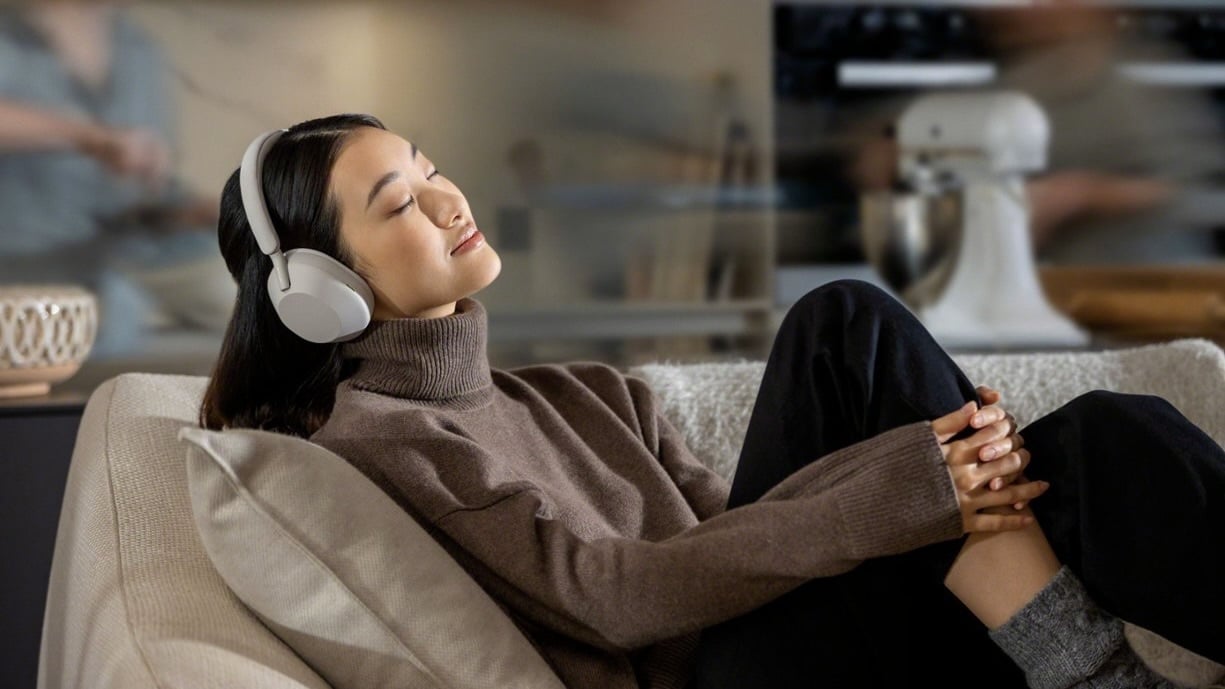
top-left (37, 339), bottom-right (1225, 689)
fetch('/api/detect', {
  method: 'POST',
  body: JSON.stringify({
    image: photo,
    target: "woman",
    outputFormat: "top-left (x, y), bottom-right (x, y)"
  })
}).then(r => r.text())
top-left (200, 114), bottom-right (1225, 689)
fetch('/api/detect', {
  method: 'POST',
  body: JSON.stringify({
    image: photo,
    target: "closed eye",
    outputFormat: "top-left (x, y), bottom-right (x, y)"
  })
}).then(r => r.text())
top-left (391, 171), bottom-right (440, 216)
top-left (392, 197), bottom-right (415, 216)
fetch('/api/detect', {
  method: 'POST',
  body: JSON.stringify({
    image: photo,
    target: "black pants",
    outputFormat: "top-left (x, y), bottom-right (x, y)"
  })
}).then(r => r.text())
top-left (690, 280), bottom-right (1225, 689)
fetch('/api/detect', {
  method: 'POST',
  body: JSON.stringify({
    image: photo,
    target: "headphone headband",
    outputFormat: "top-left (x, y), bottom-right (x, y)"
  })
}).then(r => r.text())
top-left (239, 129), bottom-right (291, 290)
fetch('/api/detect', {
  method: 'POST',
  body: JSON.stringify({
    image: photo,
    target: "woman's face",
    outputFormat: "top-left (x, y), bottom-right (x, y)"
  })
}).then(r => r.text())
top-left (331, 127), bottom-right (500, 320)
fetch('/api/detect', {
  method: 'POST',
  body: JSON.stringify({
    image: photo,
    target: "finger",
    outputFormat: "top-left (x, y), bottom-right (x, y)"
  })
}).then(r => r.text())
top-left (970, 448), bottom-right (1029, 490)
top-left (989, 470), bottom-right (1031, 493)
top-left (932, 401), bottom-right (977, 442)
top-left (973, 451), bottom-right (1026, 488)
top-left (990, 475), bottom-right (1017, 491)
top-left (976, 385), bottom-right (1001, 405)
top-left (971, 479), bottom-right (1049, 511)
top-left (970, 404), bottom-right (1008, 429)
top-left (978, 503), bottom-right (1029, 516)
top-left (1015, 463), bottom-right (1033, 507)
top-left (945, 418), bottom-right (1012, 467)
top-left (1015, 447), bottom-right (1031, 473)
top-left (957, 418), bottom-right (1013, 454)
top-left (965, 511), bottom-right (1035, 533)
top-left (979, 432), bottom-right (1024, 461)
top-left (988, 453), bottom-right (1029, 491)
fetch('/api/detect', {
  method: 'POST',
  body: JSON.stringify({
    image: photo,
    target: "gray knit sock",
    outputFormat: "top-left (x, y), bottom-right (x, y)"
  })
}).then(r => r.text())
top-left (988, 566), bottom-right (1187, 689)
top-left (1082, 644), bottom-right (1195, 689)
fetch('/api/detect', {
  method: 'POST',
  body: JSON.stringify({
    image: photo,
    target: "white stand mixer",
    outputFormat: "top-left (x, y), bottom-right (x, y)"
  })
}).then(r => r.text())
top-left (896, 90), bottom-right (1089, 349)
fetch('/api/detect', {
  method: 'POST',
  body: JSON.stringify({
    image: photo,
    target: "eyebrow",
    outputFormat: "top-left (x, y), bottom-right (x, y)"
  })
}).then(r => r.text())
top-left (366, 171), bottom-right (400, 210)
top-left (364, 142), bottom-right (420, 211)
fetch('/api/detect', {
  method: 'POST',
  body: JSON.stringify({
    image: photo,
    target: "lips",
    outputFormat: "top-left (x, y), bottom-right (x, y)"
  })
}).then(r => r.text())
top-left (450, 224), bottom-right (482, 255)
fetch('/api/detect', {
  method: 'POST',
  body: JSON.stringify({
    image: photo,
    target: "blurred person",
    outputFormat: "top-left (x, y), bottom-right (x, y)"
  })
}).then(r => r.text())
top-left (0, 1), bottom-right (223, 357)
top-left (982, 0), bottom-right (1225, 264)
top-left (848, 0), bottom-right (1225, 265)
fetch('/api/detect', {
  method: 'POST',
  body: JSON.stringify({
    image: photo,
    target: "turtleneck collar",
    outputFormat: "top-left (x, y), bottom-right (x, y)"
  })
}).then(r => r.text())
top-left (341, 298), bottom-right (493, 407)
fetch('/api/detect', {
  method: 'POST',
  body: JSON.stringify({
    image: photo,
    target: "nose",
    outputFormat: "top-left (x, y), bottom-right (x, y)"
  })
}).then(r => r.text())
top-left (419, 186), bottom-right (467, 229)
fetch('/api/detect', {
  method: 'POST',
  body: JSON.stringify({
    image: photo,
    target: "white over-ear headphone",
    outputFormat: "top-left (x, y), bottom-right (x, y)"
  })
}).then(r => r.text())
top-left (239, 129), bottom-right (374, 344)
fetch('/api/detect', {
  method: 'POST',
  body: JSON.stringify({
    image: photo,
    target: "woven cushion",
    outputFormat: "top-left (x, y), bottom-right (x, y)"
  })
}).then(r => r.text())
top-left (179, 426), bottom-right (565, 689)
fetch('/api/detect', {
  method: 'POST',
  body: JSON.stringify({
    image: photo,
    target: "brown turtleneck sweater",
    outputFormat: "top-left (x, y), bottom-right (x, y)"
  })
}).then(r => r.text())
top-left (310, 298), bottom-right (963, 689)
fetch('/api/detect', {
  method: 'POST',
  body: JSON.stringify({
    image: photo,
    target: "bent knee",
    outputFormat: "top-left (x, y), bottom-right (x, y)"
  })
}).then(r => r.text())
top-left (778, 280), bottom-right (916, 345)
top-left (1064, 389), bottom-right (1176, 422)
top-left (793, 279), bottom-right (903, 317)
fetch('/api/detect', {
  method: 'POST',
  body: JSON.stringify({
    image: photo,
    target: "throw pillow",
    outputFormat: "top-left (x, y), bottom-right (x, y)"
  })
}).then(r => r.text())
top-left (179, 426), bottom-right (565, 689)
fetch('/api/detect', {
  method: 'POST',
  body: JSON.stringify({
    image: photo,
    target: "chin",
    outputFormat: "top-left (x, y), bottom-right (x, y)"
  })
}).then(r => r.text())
top-left (463, 245), bottom-right (503, 301)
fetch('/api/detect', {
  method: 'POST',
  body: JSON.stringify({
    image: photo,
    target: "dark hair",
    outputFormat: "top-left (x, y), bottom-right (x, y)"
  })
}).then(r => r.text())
top-left (199, 113), bottom-right (386, 437)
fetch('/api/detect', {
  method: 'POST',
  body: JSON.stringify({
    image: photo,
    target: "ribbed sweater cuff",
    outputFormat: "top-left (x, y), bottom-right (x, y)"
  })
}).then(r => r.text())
top-left (989, 566), bottom-right (1125, 689)
top-left (837, 422), bottom-right (963, 558)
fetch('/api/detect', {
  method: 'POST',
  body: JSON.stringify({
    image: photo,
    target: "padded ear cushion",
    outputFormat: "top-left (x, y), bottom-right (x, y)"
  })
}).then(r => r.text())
top-left (267, 249), bottom-right (374, 343)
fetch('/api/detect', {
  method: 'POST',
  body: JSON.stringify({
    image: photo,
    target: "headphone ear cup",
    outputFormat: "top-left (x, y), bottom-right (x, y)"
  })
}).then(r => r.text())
top-left (266, 249), bottom-right (374, 343)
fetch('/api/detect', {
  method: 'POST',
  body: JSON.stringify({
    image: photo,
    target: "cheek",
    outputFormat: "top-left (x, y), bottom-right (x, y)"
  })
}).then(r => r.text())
top-left (384, 234), bottom-right (445, 285)
top-left (358, 222), bottom-right (418, 274)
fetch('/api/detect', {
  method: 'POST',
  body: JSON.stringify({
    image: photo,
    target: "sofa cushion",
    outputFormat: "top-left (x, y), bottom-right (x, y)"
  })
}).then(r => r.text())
top-left (179, 426), bottom-right (566, 689)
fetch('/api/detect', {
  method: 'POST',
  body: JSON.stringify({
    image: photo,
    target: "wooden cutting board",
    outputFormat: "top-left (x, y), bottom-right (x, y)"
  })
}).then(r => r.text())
top-left (1039, 265), bottom-right (1225, 342)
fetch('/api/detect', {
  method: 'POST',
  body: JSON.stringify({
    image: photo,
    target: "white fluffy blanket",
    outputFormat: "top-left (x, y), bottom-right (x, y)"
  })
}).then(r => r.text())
top-left (629, 338), bottom-right (1225, 687)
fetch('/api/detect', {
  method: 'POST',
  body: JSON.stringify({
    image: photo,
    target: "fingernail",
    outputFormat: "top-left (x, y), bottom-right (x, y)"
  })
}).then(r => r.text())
top-left (972, 414), bottom-right (983, 425)
top-left (1023, 516), bottom-right (1035, 525)
top-left (982, 447), bottom-right (997, 460)
top-left (1014, 502), bottom-right (1024, 510)
top-left (1040, 481), bottom-right (1050, 490)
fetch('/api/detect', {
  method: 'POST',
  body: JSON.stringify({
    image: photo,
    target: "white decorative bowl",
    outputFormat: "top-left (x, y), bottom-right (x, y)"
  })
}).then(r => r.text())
top-left (0, 285), bottom-right (98, 398)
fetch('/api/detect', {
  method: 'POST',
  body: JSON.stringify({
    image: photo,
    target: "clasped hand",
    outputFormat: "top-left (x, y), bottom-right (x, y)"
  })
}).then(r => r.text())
top-left (932, 386), bottom-right (1048, 534)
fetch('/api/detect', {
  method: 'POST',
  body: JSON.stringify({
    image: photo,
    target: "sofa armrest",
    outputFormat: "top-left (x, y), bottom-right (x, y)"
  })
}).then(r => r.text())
top-left (39, 375), bottom-right (331, 689)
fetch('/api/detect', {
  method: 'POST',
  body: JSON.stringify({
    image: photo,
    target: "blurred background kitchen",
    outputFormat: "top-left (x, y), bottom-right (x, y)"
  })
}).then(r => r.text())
top-left (3, 0), bottom-right (1224, 394)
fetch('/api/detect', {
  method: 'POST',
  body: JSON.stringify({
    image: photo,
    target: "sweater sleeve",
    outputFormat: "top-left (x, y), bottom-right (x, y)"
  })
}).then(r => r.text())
top-left (431, 421), bottom-right (962, 651)
top-left (621, 375), bottom-right (733, 522)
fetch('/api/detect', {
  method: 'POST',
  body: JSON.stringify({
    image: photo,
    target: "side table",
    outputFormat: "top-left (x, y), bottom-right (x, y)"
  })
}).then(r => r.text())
top-left (0, 392), bottom-right (89, 689)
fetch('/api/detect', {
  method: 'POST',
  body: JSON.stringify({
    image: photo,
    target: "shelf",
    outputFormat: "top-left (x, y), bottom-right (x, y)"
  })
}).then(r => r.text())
top-left (839, 61), bottom-right (997, 88)
top-left (834, 60), bottom-right (1225, 89)
top-left (487, 299), bottom-right (772, 341)
top-left (0, 392), bottom-right (88, 414)
top-left (527, 184), bottom-right (780, 211)
top-left (1117, 63), bottom-right (1225, 87)
top-left (779, 1), bottom-right (1225, 9)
